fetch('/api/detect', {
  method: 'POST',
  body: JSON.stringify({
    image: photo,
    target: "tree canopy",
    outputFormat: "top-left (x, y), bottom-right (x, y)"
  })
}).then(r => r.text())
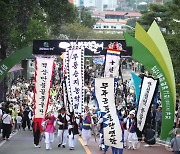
top-left (0, 0), bottom-right (96, 59)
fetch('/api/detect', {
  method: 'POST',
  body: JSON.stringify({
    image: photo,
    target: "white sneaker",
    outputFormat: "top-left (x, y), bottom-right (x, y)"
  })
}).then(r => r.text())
top-left (34, 145), bottom-right (41, 148)
top-left (37, 145), bottom-right (41, 148)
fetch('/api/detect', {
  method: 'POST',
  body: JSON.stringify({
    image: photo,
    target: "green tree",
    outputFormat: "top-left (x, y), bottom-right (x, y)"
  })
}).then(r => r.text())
top-left (0, 0), bottom-right (47, 57)
top-left (93, 32), bottom-right (124, 40)
top-left (165, 0), bottom-right (180, 94)
top-left (61, 22), bottom-right (94, 39)
top-left (138, 3), bottom-right (171, 31)
top-left (79, 8), bottom-right (96, 28)
top-left (39, 0), bottom-right (78, 37)
top-left (126, 18), bottom-right (138, 28)
top-left (10, 5), bottom-right (48, 50)
top-left (61, 22), bottom-right (124, 40)
top-left (0, 0), bottom-right (43, 101)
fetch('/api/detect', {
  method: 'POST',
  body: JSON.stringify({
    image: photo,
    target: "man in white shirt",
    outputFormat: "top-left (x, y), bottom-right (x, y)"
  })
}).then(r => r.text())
top-left (2, 109), bottom-right (12, 140)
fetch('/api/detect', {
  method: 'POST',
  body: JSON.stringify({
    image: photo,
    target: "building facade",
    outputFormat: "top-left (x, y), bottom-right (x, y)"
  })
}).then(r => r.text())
top-left (70, 0), bottom-right (118, 11)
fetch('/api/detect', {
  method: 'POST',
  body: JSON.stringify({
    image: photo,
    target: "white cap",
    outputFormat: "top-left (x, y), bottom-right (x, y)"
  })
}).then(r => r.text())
top-left (129, 110), bottom-right (135, 116)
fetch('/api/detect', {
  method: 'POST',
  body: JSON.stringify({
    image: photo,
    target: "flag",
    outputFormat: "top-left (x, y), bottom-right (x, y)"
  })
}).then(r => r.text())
top-left (131, 72), bottom-right (142, 103)
top-left (33, 57), bottom-right (54, 131)
top-left (104, 42), bottom-right (122, 77)
top-left (137, 76), bottom-right (158, 131)
top-left (66, 47), bottom-right (84, 116)
top-left (95, 78), bottom-right (123, 149)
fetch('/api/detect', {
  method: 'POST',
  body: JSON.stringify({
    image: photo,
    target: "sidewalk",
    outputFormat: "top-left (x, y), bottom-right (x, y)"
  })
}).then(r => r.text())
top-left (87, 136), bottom-right (172, 154)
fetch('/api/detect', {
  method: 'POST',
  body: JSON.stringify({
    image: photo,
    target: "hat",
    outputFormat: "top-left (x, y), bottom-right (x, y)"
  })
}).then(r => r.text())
top-left (129, 110), bottom-right (135, 116)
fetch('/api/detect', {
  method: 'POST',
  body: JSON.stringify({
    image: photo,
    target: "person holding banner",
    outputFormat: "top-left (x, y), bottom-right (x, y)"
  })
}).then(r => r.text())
top-left (127, 110), bottom-right (138, 150)
top-left (82, 106), bottom-right (93, 146)
top-left (33, 120), bottom-right (42, 148)
top-left (42, 111), bottom-right (56, 150)
top-left (68, 112), bottom-right (79, 150)
top-left (57, 107), bottom-right (70, 148)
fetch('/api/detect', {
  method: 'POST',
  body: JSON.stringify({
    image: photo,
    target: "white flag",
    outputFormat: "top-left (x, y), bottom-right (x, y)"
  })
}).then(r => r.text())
top-left (137, 76), bottom-right (158, 131)
top-left (95, 78), bottom-right (123, 148)
top-left (34, 57), bottom-right (54, 118)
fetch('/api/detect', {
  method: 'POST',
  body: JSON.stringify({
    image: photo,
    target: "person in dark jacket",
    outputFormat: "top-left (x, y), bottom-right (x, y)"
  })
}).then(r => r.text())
top-left (22, 106), bottom-right (31, 130)
top-left (68, 112), bottom-right (79, 150)
top-left (57, 107), bottom-right (70, 148)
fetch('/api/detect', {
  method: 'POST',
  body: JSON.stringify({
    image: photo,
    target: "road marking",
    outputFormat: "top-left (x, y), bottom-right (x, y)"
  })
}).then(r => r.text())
top-left (144, 144), bottom-right (160, 147)
top-left (0, 140), bottom-right (6, 147)
top-left (0, 131), bottom-right (18, 147)
top-left (78, 136), bottom-right (92, 154)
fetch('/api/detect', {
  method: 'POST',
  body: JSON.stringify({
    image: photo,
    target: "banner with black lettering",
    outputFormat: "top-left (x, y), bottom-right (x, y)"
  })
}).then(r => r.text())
top-left (104, 49), bottom-right (120, 77)
top-left (66, 47), bottom-right (84, 116)
top-left (34, 57), bottom-right (54, 118)
top-left (95, 78), bottom-right (123, 149)
top-left (33, 57), bottom-right (54, 132)
top-left (104, 43), bottom-right (123, 77)
top-left (64, 51), bottom-right (73, 112)
top-left (137, 76), bottom-right (158, 131)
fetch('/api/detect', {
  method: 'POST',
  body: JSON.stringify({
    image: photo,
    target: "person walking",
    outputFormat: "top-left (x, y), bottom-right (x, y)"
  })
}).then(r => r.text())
top-left (42, 111), bottom-right (56, 150)
top-left (2, 109), bottom-right (13, 140)
top-left (16, 113), bottom-right (22, 131)
top-left (156, 106), bottom-right (162, 137)
top-left (33, 120), bottom-right (42, 148)
top-left (57, 107), bottom-right (70, 148)
top-left (68, 112), bottom-right (79, 150)
top-left (82, 106), bottom-right (93, 146)
top-left (127, 110), bottom-right (138, 150)
top-left (22, 106), bottom-right (31, 130)
top-left (171, 128), bottom-right (180, 154)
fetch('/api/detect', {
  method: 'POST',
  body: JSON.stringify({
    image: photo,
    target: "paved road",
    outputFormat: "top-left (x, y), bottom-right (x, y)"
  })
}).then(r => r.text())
top-left (0, 130), bottom-right (86, 154)
top-left (0, 130), bottom-right (172, 154)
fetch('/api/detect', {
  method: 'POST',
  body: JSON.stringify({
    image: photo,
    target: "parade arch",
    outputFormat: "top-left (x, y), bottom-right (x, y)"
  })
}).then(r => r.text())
top-left (0, 21), bottom-right (176, 140)
top-left (0, 45), bottom-right (33, 82)
top-left (124, 21), bottom-right (176, 140)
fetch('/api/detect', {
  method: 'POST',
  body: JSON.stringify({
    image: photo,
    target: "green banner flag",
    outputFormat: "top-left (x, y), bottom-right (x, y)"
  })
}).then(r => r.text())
top-left (0, 45), bottom-right (33, 82)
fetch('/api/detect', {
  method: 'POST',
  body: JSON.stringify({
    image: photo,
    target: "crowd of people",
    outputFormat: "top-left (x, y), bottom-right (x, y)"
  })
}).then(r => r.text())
top-left (0, 59), bottom-right (180, 153)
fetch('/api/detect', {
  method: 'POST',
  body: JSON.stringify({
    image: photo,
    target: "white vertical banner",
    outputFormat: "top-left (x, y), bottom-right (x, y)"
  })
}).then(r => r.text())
top-left (62, 81), bottom-right (69, 113)
top-left (65, 50), bottom-right (73, 112)
top-left (95, 78), bottom-right (123, 149)
top-left (34, 57), bottom-right (54, 118)
top-left (137, 76), bottom-right (158, 131)
top-left (104, 49), bottom-right (120, 77)
top-left (67, 47), bottom-right (84, 115)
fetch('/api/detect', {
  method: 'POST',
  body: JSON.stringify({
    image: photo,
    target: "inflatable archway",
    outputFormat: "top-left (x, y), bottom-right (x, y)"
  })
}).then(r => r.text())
top-left (0, 21), bottom-right (176, 140)
top-left (0, 45), bottom-right (32, 82)
top-left (124, 21), bottom-right (176, 140)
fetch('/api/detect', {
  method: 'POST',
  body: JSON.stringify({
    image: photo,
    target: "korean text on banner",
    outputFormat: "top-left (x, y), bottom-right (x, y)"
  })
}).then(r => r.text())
top-left (95, 78), bottom-right (123, 148)
top-left (34, 57), bottom-right (54, 118)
